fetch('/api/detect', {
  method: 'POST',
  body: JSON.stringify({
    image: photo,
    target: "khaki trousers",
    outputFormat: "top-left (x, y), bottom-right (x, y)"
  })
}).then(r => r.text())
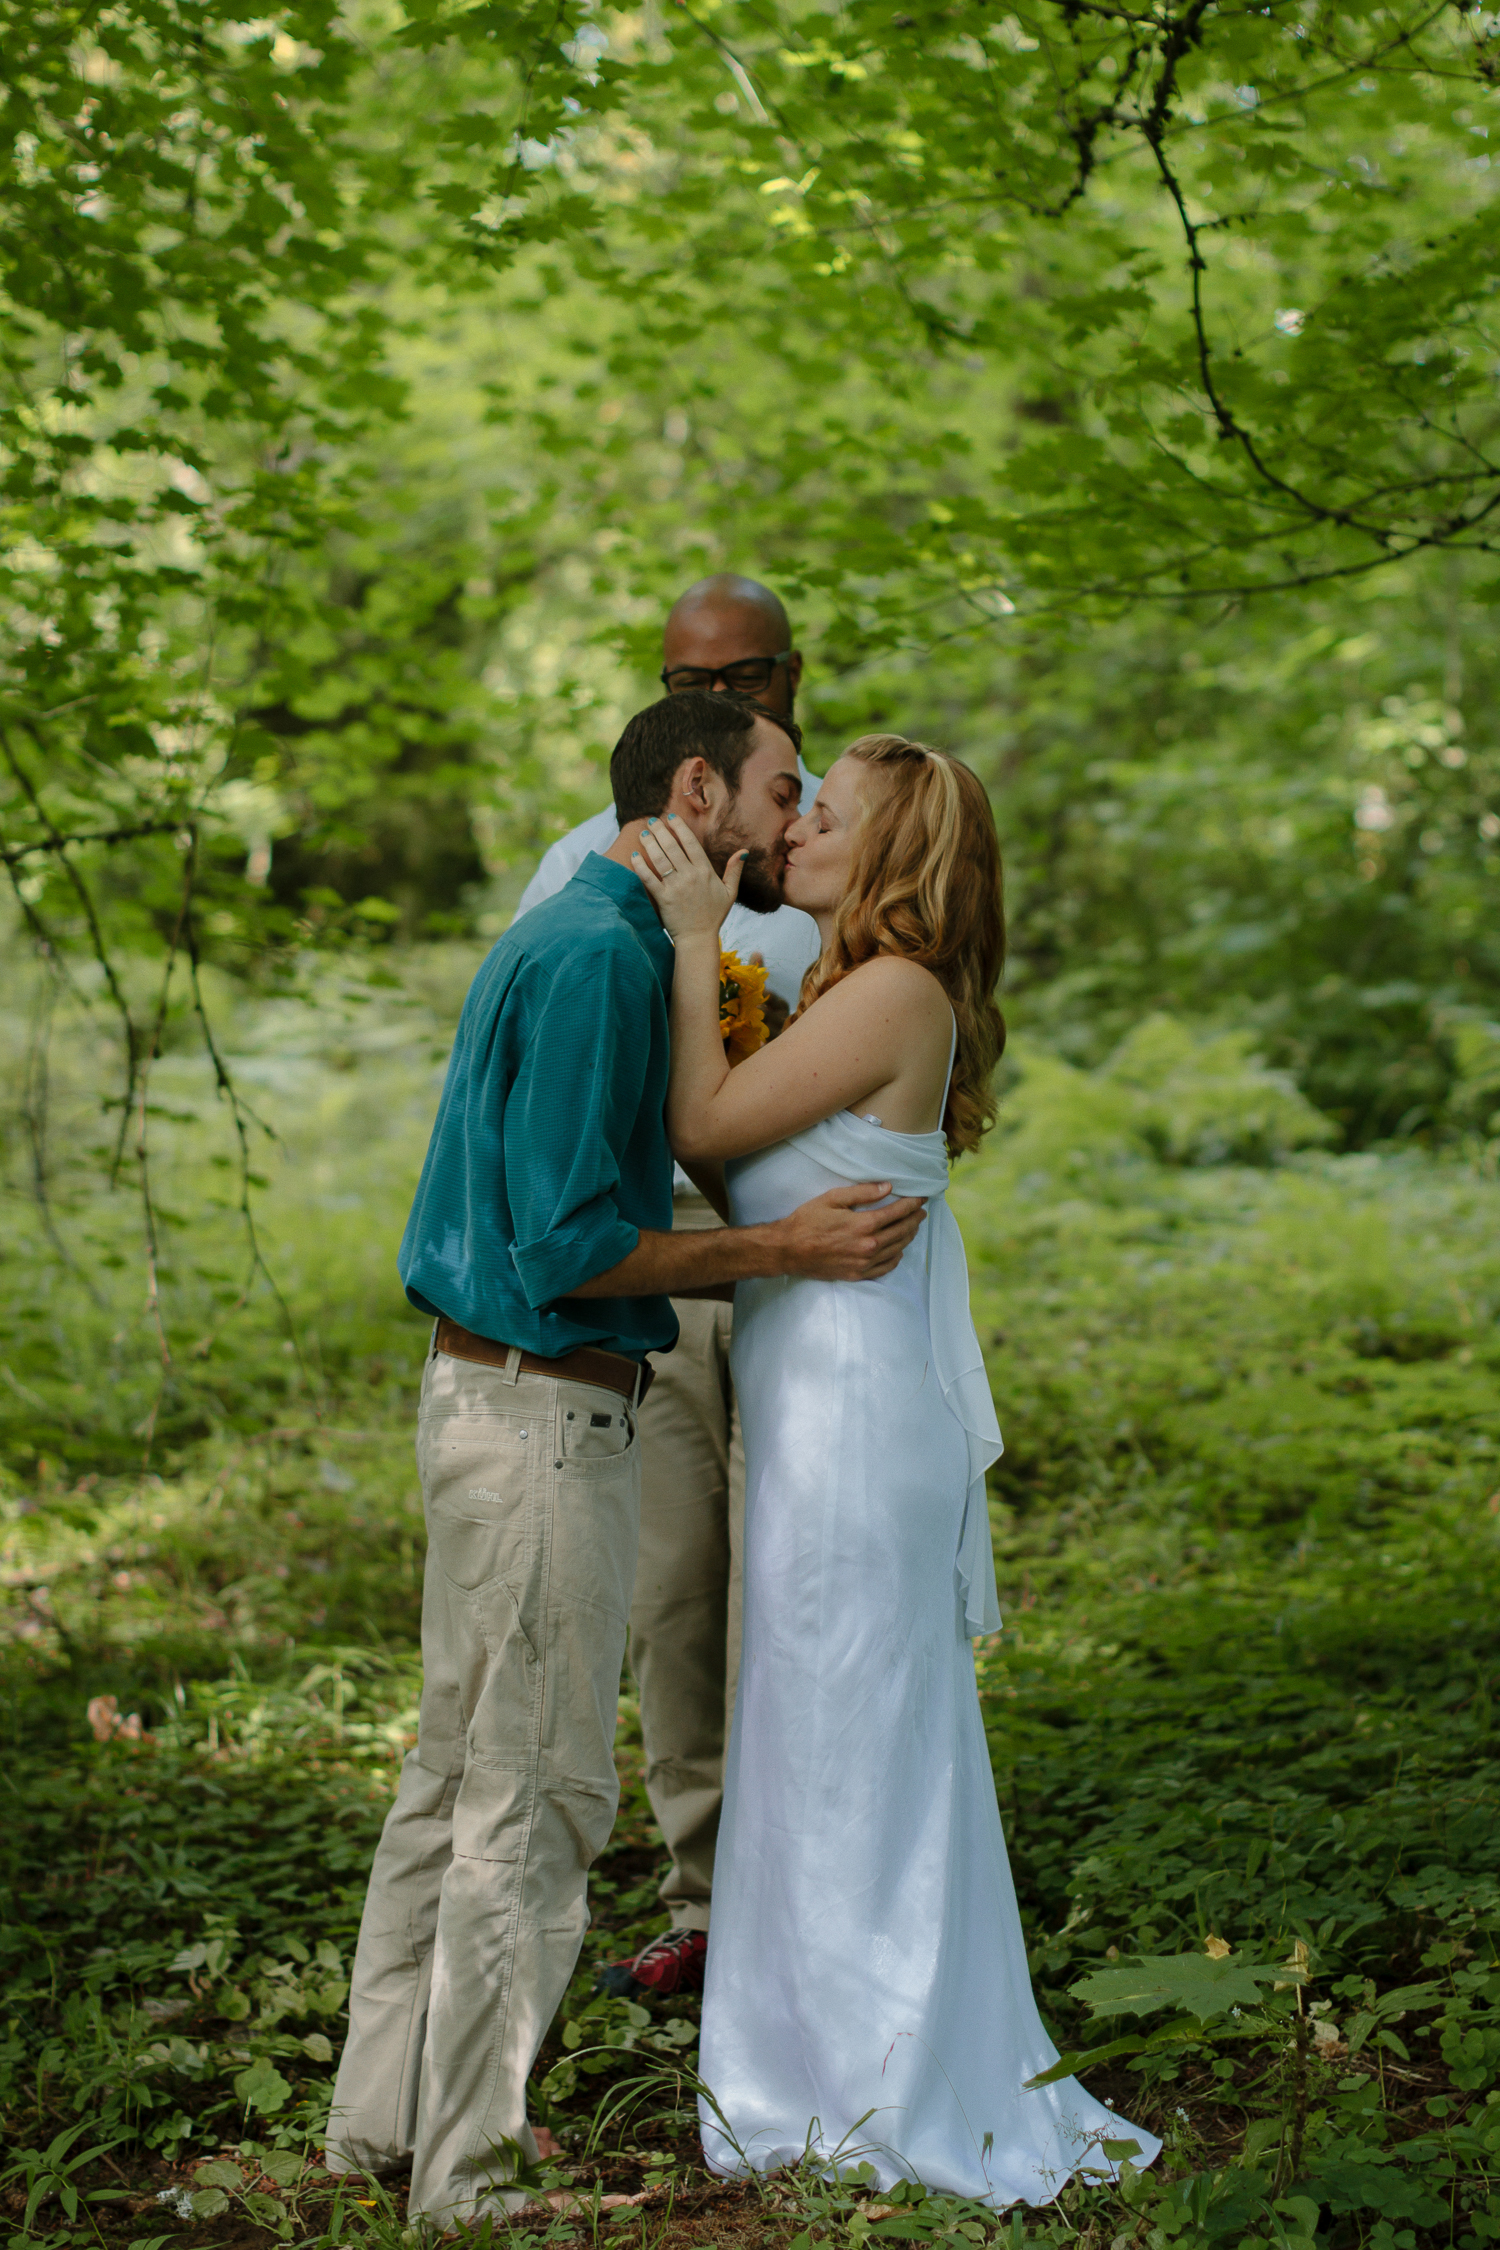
top-left (629, 1194), bottom-right (745, 1932)
top-left (326, 1345), bottom-right (641, 2225)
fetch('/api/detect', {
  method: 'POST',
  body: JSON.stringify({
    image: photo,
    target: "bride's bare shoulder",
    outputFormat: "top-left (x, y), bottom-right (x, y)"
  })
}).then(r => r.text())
top-left (834, 954), bottom-right (951, 1019)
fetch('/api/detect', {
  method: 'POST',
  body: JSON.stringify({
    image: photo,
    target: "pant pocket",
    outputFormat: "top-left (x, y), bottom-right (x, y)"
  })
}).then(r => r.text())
top-left (421, 1411), bottom-right (532, 1593)
top-left (547, 1437), bottom-right (640, 1624)
top-left (559, 1401), bottom-right (635, 1465)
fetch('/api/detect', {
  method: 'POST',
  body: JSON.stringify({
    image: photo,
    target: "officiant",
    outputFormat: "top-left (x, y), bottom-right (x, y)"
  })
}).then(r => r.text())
top-left (513, 575), bottom-right (821, 1994)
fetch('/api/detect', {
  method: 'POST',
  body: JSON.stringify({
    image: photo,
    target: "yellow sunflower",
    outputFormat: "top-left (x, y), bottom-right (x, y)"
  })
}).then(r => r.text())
top-left (719, 949), bottom-right (769, 1065)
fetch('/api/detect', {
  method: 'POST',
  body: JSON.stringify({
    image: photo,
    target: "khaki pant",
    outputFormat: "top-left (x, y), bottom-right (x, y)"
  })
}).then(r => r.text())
top-left (631, 1196), bottom-right (745, 1932)
top-left (326, 1345), bottom-right (641, 2225)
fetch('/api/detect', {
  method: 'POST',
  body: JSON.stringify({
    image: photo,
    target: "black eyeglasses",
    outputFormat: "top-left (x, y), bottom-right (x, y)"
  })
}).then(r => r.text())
top-left (660, 652), bottom-right (792, 696)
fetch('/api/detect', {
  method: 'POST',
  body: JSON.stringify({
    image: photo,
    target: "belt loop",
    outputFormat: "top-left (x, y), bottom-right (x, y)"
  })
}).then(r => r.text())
top-left (631, 1357), bottom-right (644, 1410)
top-left (502, 1345), bottom-right (523, 1386)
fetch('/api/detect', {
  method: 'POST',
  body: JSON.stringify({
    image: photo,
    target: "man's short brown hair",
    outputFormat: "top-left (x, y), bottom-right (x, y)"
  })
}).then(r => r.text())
top-left (610, 691), bottom-right (769, 824)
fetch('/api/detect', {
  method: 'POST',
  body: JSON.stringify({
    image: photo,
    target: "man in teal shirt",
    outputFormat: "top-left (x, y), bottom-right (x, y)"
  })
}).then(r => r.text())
top-left (398, 848), bottom-right (680, 1363)
top-left (329, 691), bottom-right (924, 2229)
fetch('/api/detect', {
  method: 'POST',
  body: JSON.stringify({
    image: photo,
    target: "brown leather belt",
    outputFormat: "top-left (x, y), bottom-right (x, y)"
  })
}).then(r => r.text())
top-left (434, 1317), bottom-right (654, 1406)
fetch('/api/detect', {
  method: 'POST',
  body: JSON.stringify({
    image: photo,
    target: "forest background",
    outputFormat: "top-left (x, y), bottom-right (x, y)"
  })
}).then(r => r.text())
top-left (2, 5), bottom-right (1500, 2250)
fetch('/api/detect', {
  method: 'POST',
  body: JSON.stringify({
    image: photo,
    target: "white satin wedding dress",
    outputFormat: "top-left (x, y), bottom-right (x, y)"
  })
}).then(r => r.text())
top-left (697, 1052), bottom-right (1161, 2205)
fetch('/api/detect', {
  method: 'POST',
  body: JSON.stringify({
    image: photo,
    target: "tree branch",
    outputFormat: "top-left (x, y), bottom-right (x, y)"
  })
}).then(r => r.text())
top-left (0, 818), bottom-right (186, 867)
top-left (1, 723), bottom-right (146, 1182)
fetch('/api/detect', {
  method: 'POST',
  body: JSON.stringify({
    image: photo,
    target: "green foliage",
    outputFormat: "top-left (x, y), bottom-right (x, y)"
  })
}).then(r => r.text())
top-left (542, 1994), bottom-right (700, 2108)
top-left (5, 0), bottom-right (1500, 1154)
top-left (1069, 1953), bottom-right (1298, 2024)
top-left (0, 0), bottom-right (603, 1211)
top-left (1, 976), bottom-right (1497, 2250)
top-left (912, 591), bottom-right (1500, 1144)
top-left (1, 0), bottom-right (410, 932)
top-left (451, 0), bottom-right (1500, 607)
top-left (998, 1019), bottom-right (1335, 1170)
top-left (0, 946), bottom-right (453, 1478)
top-left (1, 2124), bottom-right (129, 2240)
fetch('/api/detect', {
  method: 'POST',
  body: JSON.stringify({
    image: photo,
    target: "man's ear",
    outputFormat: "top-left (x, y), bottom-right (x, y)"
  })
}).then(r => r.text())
top-left (669, 755), bottom-right (717, 822)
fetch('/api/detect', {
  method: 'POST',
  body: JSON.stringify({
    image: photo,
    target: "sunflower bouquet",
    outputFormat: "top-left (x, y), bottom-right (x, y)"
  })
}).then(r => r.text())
top-left (719, 950), bottom-right (769, 1065)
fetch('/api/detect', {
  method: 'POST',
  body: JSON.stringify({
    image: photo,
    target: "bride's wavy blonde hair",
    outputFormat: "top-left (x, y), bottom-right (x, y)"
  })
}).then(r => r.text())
top-left (796, 735), bottom-right (1006, 1159)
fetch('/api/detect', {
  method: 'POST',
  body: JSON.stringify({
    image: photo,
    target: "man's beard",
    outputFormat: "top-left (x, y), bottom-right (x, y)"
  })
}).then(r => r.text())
top-left (704, 816), bottom-right (785, 914)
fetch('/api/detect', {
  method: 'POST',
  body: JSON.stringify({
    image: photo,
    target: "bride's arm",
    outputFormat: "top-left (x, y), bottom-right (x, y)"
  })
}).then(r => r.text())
top-left (634, 818), bottom-right (932, 1162)
top-left (658, 918), bottom-right (741, 1155)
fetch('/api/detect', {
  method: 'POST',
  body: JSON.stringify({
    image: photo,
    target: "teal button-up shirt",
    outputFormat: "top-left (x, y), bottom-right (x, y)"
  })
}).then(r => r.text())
top-left (399, 854), bottom-right (679, 1362)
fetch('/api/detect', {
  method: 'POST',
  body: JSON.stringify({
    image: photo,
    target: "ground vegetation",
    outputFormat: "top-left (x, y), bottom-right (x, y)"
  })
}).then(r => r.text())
top-left (2, 982), bottom-right (1497, 2250)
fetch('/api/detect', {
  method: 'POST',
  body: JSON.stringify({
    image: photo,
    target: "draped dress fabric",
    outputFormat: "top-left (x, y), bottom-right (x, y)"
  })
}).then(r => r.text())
top-left (697, 1065), bottom-right (1161, 2206)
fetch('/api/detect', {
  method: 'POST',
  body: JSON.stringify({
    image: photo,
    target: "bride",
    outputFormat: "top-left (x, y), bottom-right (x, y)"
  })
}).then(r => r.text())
top-left (632, 735), bottom-right (1160, 2207)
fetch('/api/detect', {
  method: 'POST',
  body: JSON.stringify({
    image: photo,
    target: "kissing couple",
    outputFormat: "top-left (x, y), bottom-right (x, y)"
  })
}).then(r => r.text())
top-left (327, 689), bottom-right (1161, 2225)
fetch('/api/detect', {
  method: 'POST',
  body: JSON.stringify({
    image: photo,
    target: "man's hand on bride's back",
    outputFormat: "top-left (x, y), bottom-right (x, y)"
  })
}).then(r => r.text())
top-left (776, 1182), bottom-right (926, 1281)
top-left (632, 814), bottom-right (742, 938)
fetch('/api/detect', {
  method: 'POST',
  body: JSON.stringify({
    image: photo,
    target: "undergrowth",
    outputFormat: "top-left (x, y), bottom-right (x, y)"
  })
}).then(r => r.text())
top-left (2, 962), bottom-right (1498, 2250)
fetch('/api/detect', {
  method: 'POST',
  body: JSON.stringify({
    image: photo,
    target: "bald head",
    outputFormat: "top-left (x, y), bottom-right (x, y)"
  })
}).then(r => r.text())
top-left (668, 573), bottom-right (792, 645)
top-left (662, 574), bottom-right (803, 718)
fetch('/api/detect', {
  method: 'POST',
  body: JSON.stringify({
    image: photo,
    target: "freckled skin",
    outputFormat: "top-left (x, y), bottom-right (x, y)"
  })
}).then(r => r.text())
top-left (781, 755), bottom-right (865, 924)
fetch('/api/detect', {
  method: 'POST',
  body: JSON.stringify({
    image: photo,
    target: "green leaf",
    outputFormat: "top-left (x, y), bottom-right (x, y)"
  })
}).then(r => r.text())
top-left (258, 2154), bottom-right (305, 2188)
top-left (232, 2057), bottom-right (293, 2114)
top-left (191, 2162), bottom-right (245, 2189)
top-left (1373, 1983), bottom-right (1445, 2017)
top-left (1244, 2119), bottom-right (1284, 2162)
top-left (1070, 1952), bottom-right (1297, 2022)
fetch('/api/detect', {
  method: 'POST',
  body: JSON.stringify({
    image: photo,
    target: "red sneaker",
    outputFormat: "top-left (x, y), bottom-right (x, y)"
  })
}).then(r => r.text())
top-left (596, 1927), bottom-right (707, 2000)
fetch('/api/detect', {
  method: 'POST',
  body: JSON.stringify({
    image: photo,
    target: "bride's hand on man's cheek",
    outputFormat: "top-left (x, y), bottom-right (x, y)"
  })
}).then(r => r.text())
top-left (633, 815), bottom-right (742, 937)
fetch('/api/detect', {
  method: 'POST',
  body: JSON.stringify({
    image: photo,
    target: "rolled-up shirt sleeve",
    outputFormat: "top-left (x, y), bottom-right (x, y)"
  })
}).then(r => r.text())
top-left (505, 949), bottom-right (658, 1308)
